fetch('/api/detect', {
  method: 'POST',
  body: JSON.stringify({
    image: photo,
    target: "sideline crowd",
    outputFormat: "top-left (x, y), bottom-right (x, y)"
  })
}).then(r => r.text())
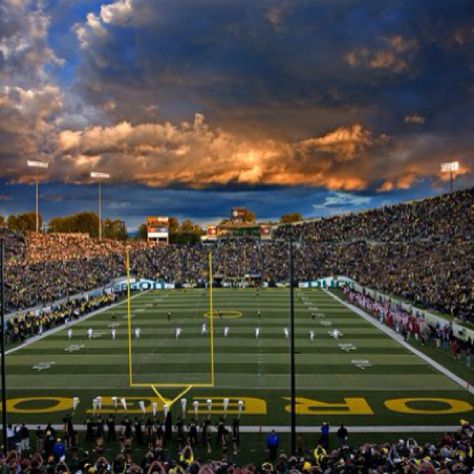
top-left (341, 287), bottom-right (474, 367)
top-left (1, 418), bottom-right (473, 473)
top-left (5, 294), bottom-right (117, 345)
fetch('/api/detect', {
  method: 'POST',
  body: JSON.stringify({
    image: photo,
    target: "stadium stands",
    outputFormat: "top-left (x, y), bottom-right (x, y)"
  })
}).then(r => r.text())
top-left (1, 188), bottom-right (473, 323)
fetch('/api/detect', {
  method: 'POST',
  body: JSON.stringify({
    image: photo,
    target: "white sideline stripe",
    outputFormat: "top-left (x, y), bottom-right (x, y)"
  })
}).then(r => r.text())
top-left (323, 289), bottom-right (474, 395)
top-left (3, 291), bottom-right (151, 357)
top-left (0, 424), bottom-right (461, 434)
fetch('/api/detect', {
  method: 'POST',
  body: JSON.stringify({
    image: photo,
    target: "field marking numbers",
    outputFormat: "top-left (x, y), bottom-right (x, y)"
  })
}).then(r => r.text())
top-left (351, 359), bottom-right (372, 370)
top-left (324, 288), bottom-right (474, 395)
top-left (32, 361), bottom-right (55, 371)
top-left (65, 344), bottom-right (85, 353)
top-left (338, 343), bottom-right (356, 352)
top-left (3, 289), bottom-right (151, 357)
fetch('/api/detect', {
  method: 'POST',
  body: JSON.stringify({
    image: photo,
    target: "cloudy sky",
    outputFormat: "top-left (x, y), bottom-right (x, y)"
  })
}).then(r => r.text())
top-left (0, 0), bottom-right (473, 230)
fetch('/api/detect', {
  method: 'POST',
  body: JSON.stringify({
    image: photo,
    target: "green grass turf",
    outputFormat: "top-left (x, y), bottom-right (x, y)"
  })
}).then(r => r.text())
top-left (1, 288), bottom-right (473, 429)
top-left (328, 288), bottom-right (474, 383)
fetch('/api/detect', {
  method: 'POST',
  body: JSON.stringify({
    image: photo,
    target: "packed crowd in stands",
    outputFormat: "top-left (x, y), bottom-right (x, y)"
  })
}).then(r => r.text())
top-left (0, 227), bottom-right (26, 263)
top-left (0, 187), bottom-right (473, 324)
top-left (25, 234), bottom-right (148, 264)
top-left (5, 293), bottom-right (116, 345)
top-left (1, 418), bottom-right (473, 473)
top-left (274, 187), bottom-right (474, 243)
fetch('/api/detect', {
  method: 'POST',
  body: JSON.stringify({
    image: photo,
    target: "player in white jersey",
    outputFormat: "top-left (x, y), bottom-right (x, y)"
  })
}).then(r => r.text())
top-left (111, 328), bottom-right (117, 339)
top-left (255, 327), bottom-right (260, 339)
top-left (283, 327), bottom-right (289, 339)
top-left (87, 328), bottom-right (93, 340)
top-left (201, 323), bottom-right (208, 336)
top-left (67, 328), bottom-right (73, 340)
top-left (135, 327), bottom-right (141, 339)
top-left (224, 326), bottom-right (229, 337)
top-left (330, 329), bottom-right (342, 339)
top-left (309, 330), bottom-right (315, 342)
top-left (176, 327), bottom-right (182, 340)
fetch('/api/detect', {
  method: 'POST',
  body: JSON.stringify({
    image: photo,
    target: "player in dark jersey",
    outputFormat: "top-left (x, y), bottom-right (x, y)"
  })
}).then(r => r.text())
top-left (106, 414), bottom-right (116, 442)
top-left (232, 418), bottom-right (240, 455)
top-left (145, 417), bottom-right (154, 450)
top-left (202, 418), bottom-right (212, 453)
top-left (175, 417), bottom-right (185, 450)
top-left (215, 417), bottom-right (225, 446)
top-left (187, 418), bottom-right (198, 447)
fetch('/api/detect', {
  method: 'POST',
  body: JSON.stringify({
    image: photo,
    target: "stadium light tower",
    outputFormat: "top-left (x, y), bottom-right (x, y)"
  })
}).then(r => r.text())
top-left (0, 241), bottom-right (7, 454)
top-left (440, 161), bottom-right (459, 193)
top-left (27, 160), bottom-right (49, 232)
top-left (90, 171), bottom-right (110, 240)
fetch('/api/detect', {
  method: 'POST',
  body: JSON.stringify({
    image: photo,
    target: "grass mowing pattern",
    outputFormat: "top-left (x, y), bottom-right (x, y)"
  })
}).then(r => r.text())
top-left (2, 288), bottom-right (473, 428)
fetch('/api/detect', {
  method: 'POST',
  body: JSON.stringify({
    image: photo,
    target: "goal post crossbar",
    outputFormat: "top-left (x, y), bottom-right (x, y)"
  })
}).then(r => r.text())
top-left (125, 249), bottom-right (215, 393)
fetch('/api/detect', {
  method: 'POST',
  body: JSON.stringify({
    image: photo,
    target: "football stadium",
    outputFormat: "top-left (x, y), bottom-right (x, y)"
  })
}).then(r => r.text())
top-left (1, 0), bottom-right (474, 472)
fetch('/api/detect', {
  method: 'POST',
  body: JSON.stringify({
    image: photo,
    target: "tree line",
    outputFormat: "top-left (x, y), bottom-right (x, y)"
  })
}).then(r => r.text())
top-left (0, 211), bottom-right (303, 242)
top-left (0, 212), bottom-right (128, 240)
top-left (0, 212), bottom-right (204, 243)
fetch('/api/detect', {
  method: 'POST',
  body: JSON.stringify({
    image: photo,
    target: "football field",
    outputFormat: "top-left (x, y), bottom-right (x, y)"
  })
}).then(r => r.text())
top-left (2, 288), bottom-right (473, 430)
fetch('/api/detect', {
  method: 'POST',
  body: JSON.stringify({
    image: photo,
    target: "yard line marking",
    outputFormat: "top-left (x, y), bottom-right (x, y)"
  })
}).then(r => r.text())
top-left (2, 385), bottom-right (464, 391)
top-left (3, 290), bottom-right (151, 357)
top-left (324, 289), bottom-right (474, 395)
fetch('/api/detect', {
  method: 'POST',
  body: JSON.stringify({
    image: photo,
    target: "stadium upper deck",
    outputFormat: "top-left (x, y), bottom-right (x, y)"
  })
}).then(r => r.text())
top-left (1, 188), bottom-right (473, 321)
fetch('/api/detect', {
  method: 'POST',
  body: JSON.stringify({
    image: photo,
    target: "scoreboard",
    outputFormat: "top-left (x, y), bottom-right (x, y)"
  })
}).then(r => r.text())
top-left (147, 216), bottom-right (169, 243)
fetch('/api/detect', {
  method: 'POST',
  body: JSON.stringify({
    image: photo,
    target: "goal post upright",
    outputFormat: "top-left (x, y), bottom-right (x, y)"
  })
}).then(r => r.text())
top-left (209, 251), bottom-right (215, 386)
top-left (124, 249), bottom-right (215, 409)
top-left (126, 248), bottom-right (133, 387)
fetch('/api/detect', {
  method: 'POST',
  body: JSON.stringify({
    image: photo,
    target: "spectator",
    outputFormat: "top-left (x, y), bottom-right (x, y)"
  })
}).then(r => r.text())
top-left (266, 429), bottom-right (280, 461)
top-left (52, 439), bottom-right (66, 462)
top-left (20, 424), bottom-right (30, 452)
top-left (319, 422), bottom-right (330, 450)
top-left (337, 424), bottom-right (348, 447)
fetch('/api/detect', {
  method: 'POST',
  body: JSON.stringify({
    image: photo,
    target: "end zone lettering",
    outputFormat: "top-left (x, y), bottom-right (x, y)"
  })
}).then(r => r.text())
top-left (3, 396), bottom-right (472, 416)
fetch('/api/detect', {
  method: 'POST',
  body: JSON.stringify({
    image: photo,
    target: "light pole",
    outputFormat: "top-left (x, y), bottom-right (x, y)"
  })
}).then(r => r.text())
top-left (440, 161), bottom-right (459, 193)
top-left (90, 172), bottom-right (110, 239)
top-left (0, 241), bottom-right (7, 454)
top-left (27, 160), bottom-right (49, 232)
